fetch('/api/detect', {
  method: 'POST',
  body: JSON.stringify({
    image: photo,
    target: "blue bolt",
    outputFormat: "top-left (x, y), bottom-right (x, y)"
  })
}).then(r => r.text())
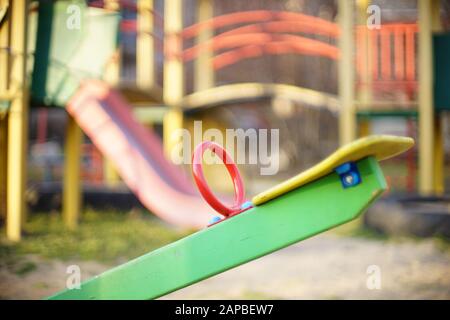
top-left (334, 162), bottom-right (362, 188)
top-left (343, 172), bottom-right (360, 187)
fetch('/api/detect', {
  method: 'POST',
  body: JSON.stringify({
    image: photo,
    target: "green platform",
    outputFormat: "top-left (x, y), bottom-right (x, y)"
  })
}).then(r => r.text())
top-left (49, 156), bottom-right (386, 300)
top-left (31, 1), bottom-right (119, 107)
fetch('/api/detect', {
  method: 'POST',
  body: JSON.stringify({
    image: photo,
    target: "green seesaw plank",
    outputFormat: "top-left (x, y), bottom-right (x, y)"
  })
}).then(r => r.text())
top-left (49, 156), bottom-right (386, 300)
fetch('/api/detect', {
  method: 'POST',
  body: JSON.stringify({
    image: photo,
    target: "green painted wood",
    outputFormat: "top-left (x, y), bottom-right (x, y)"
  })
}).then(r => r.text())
top-left (49, 156), bottom-right (386, 300)
top-left (434, 32), bottom-right (450, 112)
top-left (0, 101), bottom-right (10, 116)
top-left (357, 110), bottom-right (418, 119)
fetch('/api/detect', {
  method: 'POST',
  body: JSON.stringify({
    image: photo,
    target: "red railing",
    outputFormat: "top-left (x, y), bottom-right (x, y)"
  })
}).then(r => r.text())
top-left (356, 24), bottom-right (418, 99)
top-left (179, 10), bottom-right (339, 70)
top-left (86, 5), bottom-right (419, 101)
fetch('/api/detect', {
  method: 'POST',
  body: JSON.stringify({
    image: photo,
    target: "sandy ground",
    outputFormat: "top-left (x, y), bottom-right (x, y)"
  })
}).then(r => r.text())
top-left (1, 234), bottom-right (449, 300)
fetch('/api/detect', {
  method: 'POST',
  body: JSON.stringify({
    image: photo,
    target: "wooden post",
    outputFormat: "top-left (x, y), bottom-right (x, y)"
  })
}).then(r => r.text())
top-left (194, 0), bottom-right (214, 92)
top-left (63, 115), bottom-right (82, 230)
top-left (137, 0), bottom-right (154, 89)
top-left (6, 0), bottom-right (29, 241)
top-left (163, 0), bottom-right (184, 158)
top-left (418, 0), bottom-right (435, 195)
top-left (338, 0), bottom-right (356, 145)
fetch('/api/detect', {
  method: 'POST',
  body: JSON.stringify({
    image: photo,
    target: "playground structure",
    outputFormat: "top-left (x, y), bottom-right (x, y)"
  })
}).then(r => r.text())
top-left (0, 0), bottom-right (449, 243)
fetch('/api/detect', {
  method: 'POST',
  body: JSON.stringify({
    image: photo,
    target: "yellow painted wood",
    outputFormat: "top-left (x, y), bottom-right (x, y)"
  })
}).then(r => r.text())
top-left (102, 0), bottom-right (121, 184)
top-left (6, 0), bottom-right (29, 241)
top-left (133, 105), bottom-right (167, 123)
top-left (182, 83), bottom-right (339, 111)
top-left (252, 135), bottom-right (414, 205)
top-left (63, 115), bottom-right (82, 230)
top-left (0, 117), bottom-right (6, 220)
top-left (418, 0), bottom-right (435, 195)
top-left (104, 50), bottom-right (121, 87)
top-left (0, 0), bottom-right (9, 220)
top-left (103, 0), bottom-right (120, 88)
top-left (338, 0), bottom-right (356, 146)
top-left (104, 0), bottom-right (119, 11)
top-left (431, 0), bottom-right (444, 195)
top-left (163, 107), bottom-right (183, 159)
top-left (359, 119), bottom-right (371, 137)
top-left (433, 116), bottom-right (444, 195)
top-left (194, 0), bottom-right (214, 92)
top-left (163, 0), bottom-right (183, 156)
top-left (137, 0), bottom-right (154, 89)
top-left (431, 0), bottom-right (442, 31)
top-left (163, 0), bottom-right (183, 105)
top-left (356, 0), bottom-right (373, 112)
top-left (0, 0), bottom-right (10, 93)
top-left (103, 157), bottom-right (120, 186)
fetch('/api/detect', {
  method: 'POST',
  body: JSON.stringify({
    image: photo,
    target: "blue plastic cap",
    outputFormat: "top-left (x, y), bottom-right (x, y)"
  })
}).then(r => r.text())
top-left (240, 201), bottom-right (253, 210)
top-left (209, 216), bottom-right (222, 224)
top-left (335, 162), bottom-right (351, 175)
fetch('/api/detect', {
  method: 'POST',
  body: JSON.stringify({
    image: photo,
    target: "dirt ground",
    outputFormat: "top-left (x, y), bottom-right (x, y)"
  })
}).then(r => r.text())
top-left (1, 233), bottom-right (449, 300)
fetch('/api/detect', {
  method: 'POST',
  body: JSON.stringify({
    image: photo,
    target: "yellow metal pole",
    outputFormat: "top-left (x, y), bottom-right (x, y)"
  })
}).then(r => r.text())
top-left (137, 0), bottom-right (154, 89)
top-left (0, 0), bottom-right (10, 221)
top-left (418, 0), bottom-right (435, 195)
top-left (0, 117), bottom-right (6, 221)
top-left (6, 0), bottom-right (29, 241)
top-left (338, 0), bottom-right (356, 146)
top-left (433, 117), bottom-right (444, 194)
top-left (0, 0), bottom-right (10, 91)
top-left (104, 0), bottom-right (119, 11)
top-left (356, 0), bottom-right (372, 138)
top-left (194, 0), bottom-right (214, 92)
top-left (63, 115), bottom-right (82, 230)
top-left (103, 158), bottom-right (120, 186)
top-left (104, 0), bottom-right (121, 87)
top-left (431, 0), bottom-right (444, 195)
top-left (103, 0), bottom-right (121, 186)
top-left (359, 119), bottom-right (371, 137)
top-left (163, 0), bottom-right (184, 158)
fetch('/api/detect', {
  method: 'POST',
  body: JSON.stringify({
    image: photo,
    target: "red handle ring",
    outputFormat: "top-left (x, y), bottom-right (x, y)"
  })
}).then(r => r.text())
top-left (192, 141), bottom-right (245, 217)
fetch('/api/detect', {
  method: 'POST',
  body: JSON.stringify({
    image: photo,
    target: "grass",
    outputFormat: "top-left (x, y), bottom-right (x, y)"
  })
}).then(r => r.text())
top-left (0, 209), bottom-right (191, 266)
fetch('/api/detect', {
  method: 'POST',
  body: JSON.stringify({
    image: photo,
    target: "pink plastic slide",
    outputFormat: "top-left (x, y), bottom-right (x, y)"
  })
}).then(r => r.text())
top-left (67, 80), bottom-right (214, 228)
